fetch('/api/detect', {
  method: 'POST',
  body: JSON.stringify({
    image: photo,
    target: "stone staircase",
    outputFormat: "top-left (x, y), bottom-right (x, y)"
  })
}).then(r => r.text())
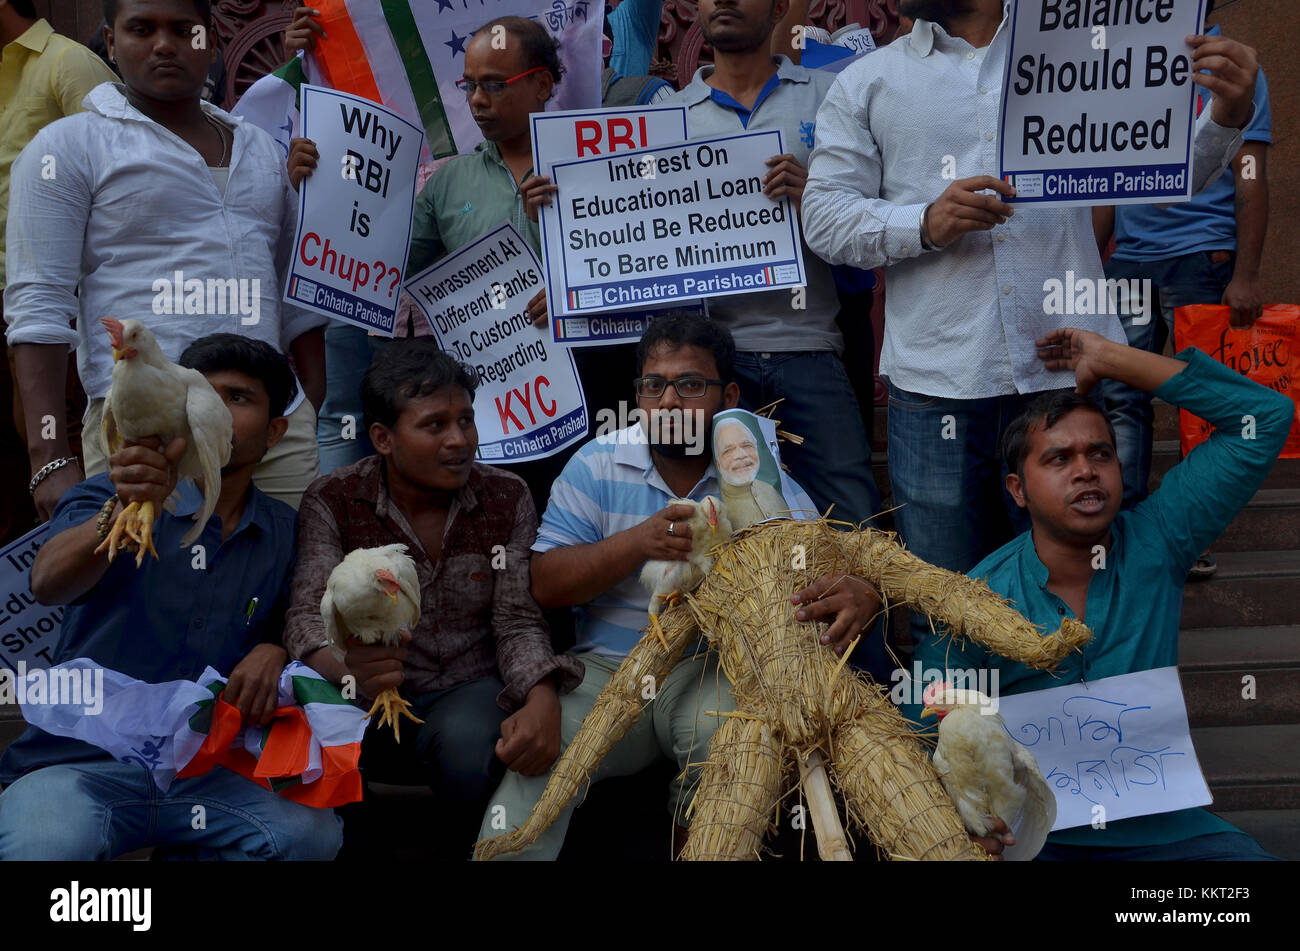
top-left (871, 400), bottom-right (1300, 860)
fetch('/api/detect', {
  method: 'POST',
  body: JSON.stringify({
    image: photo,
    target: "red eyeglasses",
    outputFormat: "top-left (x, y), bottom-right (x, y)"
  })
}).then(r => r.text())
top-left (455, 66), bottom-right (548, 97)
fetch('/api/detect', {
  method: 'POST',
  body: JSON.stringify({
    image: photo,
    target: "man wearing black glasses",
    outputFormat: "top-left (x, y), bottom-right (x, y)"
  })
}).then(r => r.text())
top-left (477, 313), bottom-right (881, 859)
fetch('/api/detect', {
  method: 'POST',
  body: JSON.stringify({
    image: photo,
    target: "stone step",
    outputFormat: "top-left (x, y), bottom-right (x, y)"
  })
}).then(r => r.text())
top-left (1205, 489), bottom-right (1300, 552)
top-left (1179, 550), bottom-right (1300, 629)
top-left (1207, 809), bottom-right (1300, 861)
top-left (1194, 724), bottom-right (1300, 812)
top-left (1179, 626), bottom-right (1300, 727)
top-left (1151, 440), bottom-right (1300, 492)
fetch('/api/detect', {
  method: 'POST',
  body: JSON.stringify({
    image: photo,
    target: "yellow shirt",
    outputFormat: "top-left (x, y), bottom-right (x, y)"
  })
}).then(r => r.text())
top-left (0, 19), bottom-right (117, 287)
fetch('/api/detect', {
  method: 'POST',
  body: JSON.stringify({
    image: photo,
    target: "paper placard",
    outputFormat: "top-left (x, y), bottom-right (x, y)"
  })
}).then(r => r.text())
top-left (404, 223), bottom-right (588, 463)
top-left (996, 666), bottom-right (1212, 830)
top-left (999, 0), bottom-right (1204, 206)
top-left (543, 129), bottom-right (807, 316)
top-left (532, 105), bottom-right (705, 346)
top-left (0, 524), bottom-right (59, 672)
top-left (285, 85), bottom-right (424, 335)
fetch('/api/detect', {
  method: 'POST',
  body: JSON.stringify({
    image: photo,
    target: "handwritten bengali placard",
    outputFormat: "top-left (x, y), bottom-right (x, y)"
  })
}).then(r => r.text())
top-left (995, 666), bottom-right (1212, 830)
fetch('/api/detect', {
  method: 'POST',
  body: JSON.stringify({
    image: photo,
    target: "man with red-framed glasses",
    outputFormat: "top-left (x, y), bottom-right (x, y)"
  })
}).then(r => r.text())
top-left (288, 14), bottom-right (566, 508)
top-left (288, 14), bottom-right (554, 326)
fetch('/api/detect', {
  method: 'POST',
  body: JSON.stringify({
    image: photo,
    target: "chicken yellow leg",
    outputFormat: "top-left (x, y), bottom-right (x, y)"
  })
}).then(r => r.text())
top-left (93, 500), bottom-right (160, 567)
top-left (645, 591), bottom-right (682, 651)
top-left (366, 686), bottom-right (423, 743)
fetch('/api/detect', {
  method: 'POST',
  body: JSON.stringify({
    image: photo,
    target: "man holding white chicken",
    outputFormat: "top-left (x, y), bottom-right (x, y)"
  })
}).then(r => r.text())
top-left (477, 314), bottom-right (883, 859)
top-left (0, 335), bottom-right (341, 860)
top-left (909, 329), bottom-right (1288, 861)
top-left (284, 340), bottom-right (583, 859)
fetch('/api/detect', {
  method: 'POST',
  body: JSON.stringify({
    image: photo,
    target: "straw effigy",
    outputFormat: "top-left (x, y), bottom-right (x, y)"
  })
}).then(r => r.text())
top-left (476, 518), bottom-right (1090, 861)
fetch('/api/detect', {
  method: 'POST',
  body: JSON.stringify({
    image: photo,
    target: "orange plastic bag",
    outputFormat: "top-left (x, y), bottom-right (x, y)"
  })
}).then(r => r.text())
top-left (1174, 304), bottom-right (1300, 458)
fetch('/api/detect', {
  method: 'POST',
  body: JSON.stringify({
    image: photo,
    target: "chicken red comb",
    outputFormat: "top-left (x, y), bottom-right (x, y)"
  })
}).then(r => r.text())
top-left (374, 567), bottom-right (399, 590)
top-left (100, 317), bottom-right (124, 348)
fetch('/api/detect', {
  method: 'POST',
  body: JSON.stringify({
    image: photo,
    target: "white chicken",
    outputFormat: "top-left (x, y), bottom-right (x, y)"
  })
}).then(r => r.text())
top-left (639, 496), bottom-right (732, 649)
top-left (322, 543), bottom-right (422, 741)
top-left (95, 318), bottom-right (233, 566)
top-left (922, 682), bottom-right (1056, 860)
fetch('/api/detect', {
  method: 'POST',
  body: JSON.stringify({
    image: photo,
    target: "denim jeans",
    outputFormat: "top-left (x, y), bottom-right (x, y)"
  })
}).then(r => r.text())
top-left (1103, 251), bottom-right (1235, 505)
top-left (887, 382), bottom-right (1064, 648)
top-left (0, 760), bottom-right (343, 860)
top-left (317, 322), bottom-right (386, 475)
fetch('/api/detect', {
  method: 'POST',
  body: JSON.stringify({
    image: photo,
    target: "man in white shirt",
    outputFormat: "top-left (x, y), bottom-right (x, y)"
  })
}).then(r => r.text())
top-left (801, 0), bottom-right (1259, 646)
top-left (5, 0), bottom-right (326, 517)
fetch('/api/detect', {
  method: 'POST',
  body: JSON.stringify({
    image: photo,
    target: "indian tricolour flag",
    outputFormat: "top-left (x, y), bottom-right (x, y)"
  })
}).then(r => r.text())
top-left (232, 0), bottom-right (605, 159)
top-left (17, 659), bottom-right (368, 809)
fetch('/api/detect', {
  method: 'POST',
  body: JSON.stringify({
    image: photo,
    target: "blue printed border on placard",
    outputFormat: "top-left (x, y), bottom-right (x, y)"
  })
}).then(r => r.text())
top-left (565, 261), bottom-right (801, 314)
top-left (1004, 162), bottom-right (1192, 204)
top-left (475, 405), bottom-right (588, 462)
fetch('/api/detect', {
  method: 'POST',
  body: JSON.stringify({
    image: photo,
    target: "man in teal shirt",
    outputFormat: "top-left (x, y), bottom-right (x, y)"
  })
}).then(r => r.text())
top-left (908, 326), bottom-right (1289, 860)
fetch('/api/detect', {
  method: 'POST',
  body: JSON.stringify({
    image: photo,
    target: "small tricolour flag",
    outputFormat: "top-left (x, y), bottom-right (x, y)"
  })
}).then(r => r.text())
top-left (18, 659), bottom-right (368, 809)
top-left (232, 0), bottom-right (604, 160)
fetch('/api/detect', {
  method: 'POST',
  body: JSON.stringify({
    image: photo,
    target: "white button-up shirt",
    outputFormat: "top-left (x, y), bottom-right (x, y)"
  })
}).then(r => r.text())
top-left (3, 83), bottom-right (325, 401)
top-left (802, 15), bottom-right (1244, 398)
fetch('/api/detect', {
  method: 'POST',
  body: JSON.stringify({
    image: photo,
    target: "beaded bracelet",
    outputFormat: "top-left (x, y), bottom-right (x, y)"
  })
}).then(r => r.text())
top-left (94, 495), bottom-right (121, 543)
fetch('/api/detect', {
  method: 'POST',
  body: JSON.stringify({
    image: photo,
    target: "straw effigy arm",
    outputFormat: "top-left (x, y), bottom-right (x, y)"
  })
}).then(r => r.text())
top-left (839, 529), bottom-right (1091, 670)
top-left (474, 602), bottom-right (699, 860)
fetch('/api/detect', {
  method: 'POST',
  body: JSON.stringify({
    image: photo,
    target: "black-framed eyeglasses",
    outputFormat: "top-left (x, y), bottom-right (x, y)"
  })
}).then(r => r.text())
top-left (633, 375), bottom-right (725, 399)
top-left (455, 66), bottom-right (548, 97)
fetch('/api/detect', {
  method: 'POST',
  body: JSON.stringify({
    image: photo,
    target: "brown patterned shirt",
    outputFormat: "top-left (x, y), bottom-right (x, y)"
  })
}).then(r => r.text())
top-left (285, 455), bottom-right (583, 711)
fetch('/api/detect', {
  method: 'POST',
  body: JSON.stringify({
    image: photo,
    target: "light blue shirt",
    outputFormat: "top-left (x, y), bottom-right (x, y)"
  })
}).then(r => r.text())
top-left (534, 420), bottom-right (816, 659)
top-left (607, 0), bottom-right (662, 79)
top-left (1114, 27), bottom-right (1272, 262)
top-left (906, 349), bottom-right (1293, 847)
top-left (803, 13), bottom-right (1246, 398)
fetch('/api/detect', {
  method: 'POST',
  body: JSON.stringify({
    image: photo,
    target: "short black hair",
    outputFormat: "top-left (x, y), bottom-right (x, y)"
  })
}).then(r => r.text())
top-left (102, 0), bottom-right (212, 27)
top-left (361, 338), bottom-right (479, 431)
top-left (474, 15), bottom-right (565, 85)
top-left (178, 334), bottom-right (297, 419)
top-left (1001, 391), bottom-right (1116, 479)
top-left (636, 313), bottom-right (735, 383)
top-left (10, 1), bottom-right (39, 20)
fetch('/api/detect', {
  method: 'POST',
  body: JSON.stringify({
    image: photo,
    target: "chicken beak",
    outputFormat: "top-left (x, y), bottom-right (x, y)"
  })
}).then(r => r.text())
top-left (920, 706), bottom-right (937, 719)
top-left (385, 590), bottom-right (399, 605)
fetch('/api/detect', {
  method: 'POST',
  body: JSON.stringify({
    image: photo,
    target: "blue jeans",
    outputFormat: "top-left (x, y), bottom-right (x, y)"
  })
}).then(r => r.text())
top-left (1036, 830), bottom-right (1279, 861)
top-left (0, 760), bottom-right (343, 860)
top-left (733, 351), bottom-right (887, 680)
top-left (1103, 251), bottom-right (1235, 506)
top-left (317, 323), bottom-right (387, 475)
top-left (887, 382), bottom-right (1062, 648)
